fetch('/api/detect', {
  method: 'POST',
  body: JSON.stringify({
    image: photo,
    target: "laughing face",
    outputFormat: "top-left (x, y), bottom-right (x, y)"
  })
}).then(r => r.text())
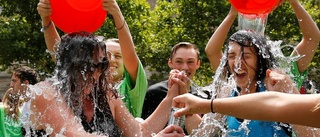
top-left (105, 41), bottom-right (124, 82)
top-left (168, 47), bottom-right (200, 79)
top-left (227, 41), bottom-right (258, 92)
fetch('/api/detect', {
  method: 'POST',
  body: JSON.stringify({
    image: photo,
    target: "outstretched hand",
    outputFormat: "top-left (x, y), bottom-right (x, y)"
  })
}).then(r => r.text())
top-left (172, 94), bottom-right (210, 118)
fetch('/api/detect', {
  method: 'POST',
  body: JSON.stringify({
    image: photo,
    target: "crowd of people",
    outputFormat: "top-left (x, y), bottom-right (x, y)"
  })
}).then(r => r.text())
top-left (0, 0), bottom-right (319, 136)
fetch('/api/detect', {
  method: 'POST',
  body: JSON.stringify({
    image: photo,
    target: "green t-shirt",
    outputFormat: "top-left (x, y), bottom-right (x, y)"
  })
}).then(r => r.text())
top-left (0, 104), bottom-right (23, 137)
top-left (290, 61), bottom-right (308, 89)
top-left (120, 60), bottom-right (148, 118)
top-left (289, 61), bottom-right (308, 137)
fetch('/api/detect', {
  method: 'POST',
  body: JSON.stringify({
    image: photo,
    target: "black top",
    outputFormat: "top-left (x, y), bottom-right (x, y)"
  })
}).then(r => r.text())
top-left (22, 128), bottom-right (47, 137)
top-left (81, 107), bottom-right (121, 136)
top-left (24, 101), bottom-right (121, 136)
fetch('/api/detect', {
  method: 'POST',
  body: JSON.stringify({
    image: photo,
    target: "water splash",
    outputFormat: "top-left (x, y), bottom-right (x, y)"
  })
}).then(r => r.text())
top-left (238, 13), bottom-right (268, 35)
top-left (186, 77), bottom-right (210, 99)
top-left (190, 39), bottom-right (305, 136)
top-left (190, 50), bottom-right (232, 136)
top-left (268, 40), bottom-right (304, 82)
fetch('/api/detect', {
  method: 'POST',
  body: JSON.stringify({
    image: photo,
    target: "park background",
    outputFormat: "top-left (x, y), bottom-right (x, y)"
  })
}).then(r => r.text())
top-left (0, 0), bottom-right (319, 98)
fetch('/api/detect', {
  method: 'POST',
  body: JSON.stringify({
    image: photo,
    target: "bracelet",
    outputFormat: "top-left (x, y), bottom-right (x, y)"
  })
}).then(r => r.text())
top-left (40, 21), bottom-right (52, 32)
top-left (211, 98), bottom-right (215, 113)
top-left (116, 20), bottom-right (125, 30)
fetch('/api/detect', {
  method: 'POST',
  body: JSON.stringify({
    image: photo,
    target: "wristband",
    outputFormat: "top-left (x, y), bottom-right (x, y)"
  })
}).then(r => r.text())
top-left (211, 98), bottom-right (215, 113)
top-left (116, 20), bottom-right (125, 30)
top-left (40, 21), bottom-right (52, 32)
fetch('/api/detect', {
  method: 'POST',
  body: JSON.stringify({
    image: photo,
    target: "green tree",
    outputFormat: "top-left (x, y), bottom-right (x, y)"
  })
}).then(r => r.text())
top-left (0, 0), bottom-right (55, 77)
top-left (0, 0), bottom-right (319, 87)
top-left (144, 0), bottom-right (236, 86)
top-left (144, 0), bottom-right (320, 87)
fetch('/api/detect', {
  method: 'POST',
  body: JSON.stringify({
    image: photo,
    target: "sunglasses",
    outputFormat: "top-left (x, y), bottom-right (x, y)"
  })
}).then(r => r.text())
top-left (92, 60), bottom-right (109, 72)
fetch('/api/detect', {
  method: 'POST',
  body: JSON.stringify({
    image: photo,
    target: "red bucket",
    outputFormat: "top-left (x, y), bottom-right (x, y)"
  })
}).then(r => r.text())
top-left (229, 0), bottom-right (280, 14)
top-left (50, 0), bottom-right (107, 33)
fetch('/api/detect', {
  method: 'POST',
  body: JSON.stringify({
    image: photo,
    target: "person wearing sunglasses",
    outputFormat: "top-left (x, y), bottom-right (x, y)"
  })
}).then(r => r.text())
top-left (27, 31), bottom-right (187, 136)
top-left (37, 0), bottom-right (148, 118)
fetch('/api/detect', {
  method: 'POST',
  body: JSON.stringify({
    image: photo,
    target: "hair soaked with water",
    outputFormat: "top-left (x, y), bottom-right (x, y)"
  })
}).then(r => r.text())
top-left (56, 31), bottom-right (120, 135)
top-left (224, 30), bottom-right (278, 81)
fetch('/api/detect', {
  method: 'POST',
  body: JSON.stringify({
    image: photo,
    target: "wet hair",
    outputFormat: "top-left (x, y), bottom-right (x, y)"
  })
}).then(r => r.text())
top-left (2, 88), bottom-right (20, 121)
top-left (56, 31), bottom-right (118, 134)
top-left (224, 30), bottom-right (278, 81)
top-left (13, 66), bottom-right (39, 85)
top-left (170, 42), bottom-right (200, 61)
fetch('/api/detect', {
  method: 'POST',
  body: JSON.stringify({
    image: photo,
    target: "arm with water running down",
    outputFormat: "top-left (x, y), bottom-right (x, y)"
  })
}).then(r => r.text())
top-left (102, 0), bottom-right (140, 81)
top-left (37, 0), bottom-right (60, 63)
top-left (109, 71), bottom-right (187, 136)
top-left (205, 6), bottom-right (237, 72)
top-left (287, 0), bottom-right (320, 73)
top-left (173, 92), bottom-right (320, 128)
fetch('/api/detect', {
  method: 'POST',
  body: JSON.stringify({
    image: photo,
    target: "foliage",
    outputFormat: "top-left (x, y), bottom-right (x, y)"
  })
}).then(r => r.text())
top-left (0, 0), bottom-right (319, 87)
top-left (0, 0), bottom-right (55, 79)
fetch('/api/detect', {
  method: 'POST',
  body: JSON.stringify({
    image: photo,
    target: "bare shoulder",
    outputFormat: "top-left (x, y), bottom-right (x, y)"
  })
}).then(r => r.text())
top-left (30, 81), bottom-right (60, 114)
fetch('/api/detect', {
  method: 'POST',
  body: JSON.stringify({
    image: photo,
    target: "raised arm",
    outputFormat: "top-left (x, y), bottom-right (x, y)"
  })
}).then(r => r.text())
top-left (288, 0), bottom-right (320, 73)
top-left (37, 0), bottom-right (60, 62)
top-left (205, 6), bottom-right (237, 72)
top-left (173, 92), bottom-right (320, 128)
top-left (102, 0), bottom-right (139, 81)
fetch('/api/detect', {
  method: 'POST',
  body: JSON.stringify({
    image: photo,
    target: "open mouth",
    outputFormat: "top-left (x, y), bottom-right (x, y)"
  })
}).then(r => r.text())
top-left (234, 68), bottom-right (247, 79)
top-left (236, 72), bottom-right (247, 79)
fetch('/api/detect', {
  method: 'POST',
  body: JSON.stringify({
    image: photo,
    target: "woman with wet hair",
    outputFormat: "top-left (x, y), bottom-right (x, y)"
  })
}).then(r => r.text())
top-left (220, 30), bottom-right (296, 136)
top-left (180, 30), bottom-right (303, 136)
top-left (205, 0), bottom-right (320, 90)
top-left (56, 31), bottom-right (119, 135)
top-left (37, 0), bottom-right (148, 118)
top-left (203, 0), bottom-right (320, 136)
top-left (29, 31), bottom-right (185, 137)
top-left (224, 30), bottom-right (278, 82)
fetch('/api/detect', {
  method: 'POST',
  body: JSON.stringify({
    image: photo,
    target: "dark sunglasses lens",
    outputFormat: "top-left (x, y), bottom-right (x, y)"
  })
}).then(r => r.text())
top-left (95, 61), bottom-right (108, 71)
